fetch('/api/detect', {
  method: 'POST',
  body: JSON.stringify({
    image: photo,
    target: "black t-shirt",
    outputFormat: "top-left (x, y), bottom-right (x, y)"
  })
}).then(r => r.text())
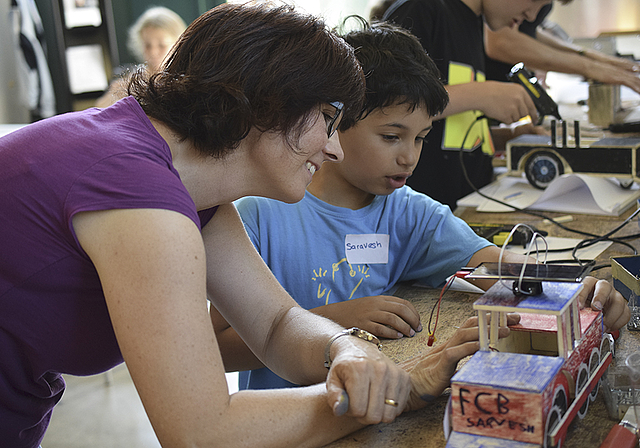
top-left (484, 4), bottom-right (553, 81)
top-left (384, 0), bottom-right (494, 210)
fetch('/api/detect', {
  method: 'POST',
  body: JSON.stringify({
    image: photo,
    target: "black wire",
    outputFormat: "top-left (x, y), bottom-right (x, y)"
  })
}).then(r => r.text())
top-left (617, 233), bottom-right (640, 241)
top-left (458, 116), bottom-right (640, 263)
top-left (569, 209), bottom-right (640, 263)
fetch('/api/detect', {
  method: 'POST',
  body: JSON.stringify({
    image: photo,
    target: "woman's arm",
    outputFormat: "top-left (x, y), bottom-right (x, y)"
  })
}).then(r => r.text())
top-left (203, 205), bottom-right (412, 421)
top-left (204, 205), bottom-right (366, 384)
top-left (209, 204), bottom-right (416, 413)
top-left (211, 293), bottom-right (423, 373)
top-left (72, 206), bottom-right (405, 447)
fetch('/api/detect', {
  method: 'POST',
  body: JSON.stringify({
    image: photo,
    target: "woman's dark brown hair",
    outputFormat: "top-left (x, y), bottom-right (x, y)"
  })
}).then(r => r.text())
top-left (128, 2), bottom-right (364, 158)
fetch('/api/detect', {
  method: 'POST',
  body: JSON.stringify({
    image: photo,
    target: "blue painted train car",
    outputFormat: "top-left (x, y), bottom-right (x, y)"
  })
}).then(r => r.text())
top-left (446, 281), bottom-right (613, 448)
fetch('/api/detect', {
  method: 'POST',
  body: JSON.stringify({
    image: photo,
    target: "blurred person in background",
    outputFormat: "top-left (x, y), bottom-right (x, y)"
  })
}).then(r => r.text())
top-left (96, 6), bottom-right (186, 107)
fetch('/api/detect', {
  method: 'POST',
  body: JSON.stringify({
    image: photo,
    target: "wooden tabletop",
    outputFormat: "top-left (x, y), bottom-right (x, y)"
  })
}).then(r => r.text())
top-left (326, 206), bottom-right (640, 448)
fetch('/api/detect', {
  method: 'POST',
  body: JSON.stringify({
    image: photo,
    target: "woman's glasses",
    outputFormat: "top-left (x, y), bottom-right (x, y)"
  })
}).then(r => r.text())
top-left (325, 101), bottom-right (344, 138)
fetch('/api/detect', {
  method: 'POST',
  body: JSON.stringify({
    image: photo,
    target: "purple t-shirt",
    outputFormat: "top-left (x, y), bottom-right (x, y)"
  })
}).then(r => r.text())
top-left (0, 97), bottom-right (205, 447)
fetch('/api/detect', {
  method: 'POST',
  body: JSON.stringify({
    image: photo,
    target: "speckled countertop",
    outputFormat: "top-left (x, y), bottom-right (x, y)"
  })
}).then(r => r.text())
top-left (326, 202), bottom-right (640, 447)
top-left (326, 283), bottom-right (639, 447)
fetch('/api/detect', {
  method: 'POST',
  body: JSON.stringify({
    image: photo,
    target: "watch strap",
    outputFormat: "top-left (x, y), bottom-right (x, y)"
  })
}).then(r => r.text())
top-left (324, 327), bottom-right (382, 369)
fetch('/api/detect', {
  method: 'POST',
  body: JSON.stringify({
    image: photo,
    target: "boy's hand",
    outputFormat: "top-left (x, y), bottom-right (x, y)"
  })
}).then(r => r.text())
top-left (311, 295), bottom-right (422, 339)
top-left (579, 276), bottom-right (630, 331)
top-left (478, 81), bottom-right (539, 124)
top-left (584, 60), bottom-right (640, 95)
top-left (400, 314), bottom-right (520, 411)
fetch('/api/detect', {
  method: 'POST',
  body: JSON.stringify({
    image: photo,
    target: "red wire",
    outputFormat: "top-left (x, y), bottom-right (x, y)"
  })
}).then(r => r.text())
top-left (428, 275), bottom-right (456, 346)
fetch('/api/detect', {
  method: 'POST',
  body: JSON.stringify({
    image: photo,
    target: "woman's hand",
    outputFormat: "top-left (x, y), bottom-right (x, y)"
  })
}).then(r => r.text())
top-left (325, 335), bottom-right (411, 425)
top-left (312, 295), bottom-right (422, 340)
top-left (400, 314), bottom-right (520, 411)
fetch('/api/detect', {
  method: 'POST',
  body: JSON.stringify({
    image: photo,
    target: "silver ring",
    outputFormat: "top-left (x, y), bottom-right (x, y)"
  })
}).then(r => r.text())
top-left (384, 398), bottom-right (399, 407)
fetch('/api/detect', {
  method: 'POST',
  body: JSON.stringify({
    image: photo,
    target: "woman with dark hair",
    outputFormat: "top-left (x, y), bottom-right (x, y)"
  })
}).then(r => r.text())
top-left (0, 3), bottom-right (421, 447)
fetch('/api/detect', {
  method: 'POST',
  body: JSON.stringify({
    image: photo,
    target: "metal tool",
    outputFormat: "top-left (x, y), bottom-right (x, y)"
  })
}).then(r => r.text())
top-left (508, 62), bottom-right (562, 124)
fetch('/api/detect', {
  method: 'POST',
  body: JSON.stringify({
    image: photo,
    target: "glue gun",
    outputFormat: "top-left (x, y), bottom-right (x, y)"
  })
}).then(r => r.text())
top-left (507, 62), bottom-right (562, 124)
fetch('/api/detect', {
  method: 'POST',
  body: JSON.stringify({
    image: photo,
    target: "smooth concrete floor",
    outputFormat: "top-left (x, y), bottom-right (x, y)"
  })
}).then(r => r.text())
top-left (41, 364), bottom-right (239, 447)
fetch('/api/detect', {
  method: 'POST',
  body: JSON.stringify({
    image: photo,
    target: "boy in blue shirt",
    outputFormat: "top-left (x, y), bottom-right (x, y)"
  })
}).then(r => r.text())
top-left (212, 19), bottom-right (629, 391)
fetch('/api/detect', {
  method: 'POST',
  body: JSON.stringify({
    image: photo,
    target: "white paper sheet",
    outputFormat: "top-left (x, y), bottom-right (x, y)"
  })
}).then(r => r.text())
top-left (458, 173), bottom-right (640, 216)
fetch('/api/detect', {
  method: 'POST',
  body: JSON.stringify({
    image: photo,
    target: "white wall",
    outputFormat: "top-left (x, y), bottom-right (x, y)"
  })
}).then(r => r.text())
top-left (0, 0), bottom-right (30, 123)
top-left (270, 0), bottom-right (640, 36)
top-left (290, 0), bottom-right (370, 26)
top-left (226, 0), bottom-right (372, 26)
top-left (548, 0), bottom-right (640, 37)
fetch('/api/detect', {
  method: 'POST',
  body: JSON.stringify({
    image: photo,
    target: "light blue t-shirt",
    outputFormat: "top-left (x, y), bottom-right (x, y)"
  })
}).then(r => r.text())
top-left (234, 186), bottom-right (492, 389)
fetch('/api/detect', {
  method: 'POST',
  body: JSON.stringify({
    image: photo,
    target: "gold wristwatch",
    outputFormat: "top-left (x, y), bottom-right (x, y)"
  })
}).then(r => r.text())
top-left (324, 327), bottom-right (382, 369)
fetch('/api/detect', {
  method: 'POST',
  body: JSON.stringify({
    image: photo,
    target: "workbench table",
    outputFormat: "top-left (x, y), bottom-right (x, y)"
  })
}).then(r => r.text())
top-left (326, 207), bottom-right (640, 448)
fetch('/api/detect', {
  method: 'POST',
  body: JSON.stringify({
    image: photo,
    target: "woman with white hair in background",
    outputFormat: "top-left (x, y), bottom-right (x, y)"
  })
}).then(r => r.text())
top-left (95, 6), bottom-right (186, 108)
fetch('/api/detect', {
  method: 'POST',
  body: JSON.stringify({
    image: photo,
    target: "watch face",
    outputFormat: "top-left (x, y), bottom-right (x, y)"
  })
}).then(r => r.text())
top-left (351, 328), bottom-right (382, 349)
top-left (466, 262), bottom-right (594, 283)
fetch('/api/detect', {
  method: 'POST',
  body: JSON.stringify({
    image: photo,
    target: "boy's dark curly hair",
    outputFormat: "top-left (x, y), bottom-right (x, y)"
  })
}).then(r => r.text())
top-left (337, 17), bottom-right (449, 131)
top-left (128, 3), bottom-right (365, 157)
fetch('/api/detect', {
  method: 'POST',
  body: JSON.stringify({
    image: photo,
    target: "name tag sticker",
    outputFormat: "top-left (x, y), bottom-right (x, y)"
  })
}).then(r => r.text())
top-left (345, 234), bottom-right (389, 265)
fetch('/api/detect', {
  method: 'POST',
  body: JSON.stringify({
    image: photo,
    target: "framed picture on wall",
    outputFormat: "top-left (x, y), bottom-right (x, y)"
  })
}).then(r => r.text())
top-left (65, 44), bottom-right (108, 93)
top-left (62, 0), bottom-right (102, 28)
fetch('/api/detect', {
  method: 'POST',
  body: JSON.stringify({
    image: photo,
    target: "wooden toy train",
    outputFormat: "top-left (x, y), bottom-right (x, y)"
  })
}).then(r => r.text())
top-left (445, 266), bottom-right (614, 448)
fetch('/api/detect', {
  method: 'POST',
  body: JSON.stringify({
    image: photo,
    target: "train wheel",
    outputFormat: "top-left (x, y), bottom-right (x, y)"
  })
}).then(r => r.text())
top-left (600, 333), bottom-right (615, 359)
top-left (619, 178), bottom-right (634, 189)
top-left (576, 363), bottom-right (590, 418)
top-left (525, 151), bottom-right (564, 189)
top-left (545, 405), bottom-right (564, 448)
top-left (553, 384), bottom-right (568, 412)
top-left (588, 347), bottom-right (601, 401)
top-left (544, 386), bottom-right (567, 448)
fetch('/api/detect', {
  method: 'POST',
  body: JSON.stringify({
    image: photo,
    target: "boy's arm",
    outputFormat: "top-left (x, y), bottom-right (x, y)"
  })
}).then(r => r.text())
top-left (440, 81), bottom-right (538, 124)
top-left (210, 304), bottom-right (266, 372)
top-left (536, 27), bottom-right (639, 74)
top-left (310, 296), bottom-right (422, 339)
top-left (485, 25), bottom-right (580, 75)
top-left (485, 25), bottom-right (640, 95)
top-left (464, 245), bottom-right (530, 291)
top-left (211, 294), bottom-right (423, 373)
